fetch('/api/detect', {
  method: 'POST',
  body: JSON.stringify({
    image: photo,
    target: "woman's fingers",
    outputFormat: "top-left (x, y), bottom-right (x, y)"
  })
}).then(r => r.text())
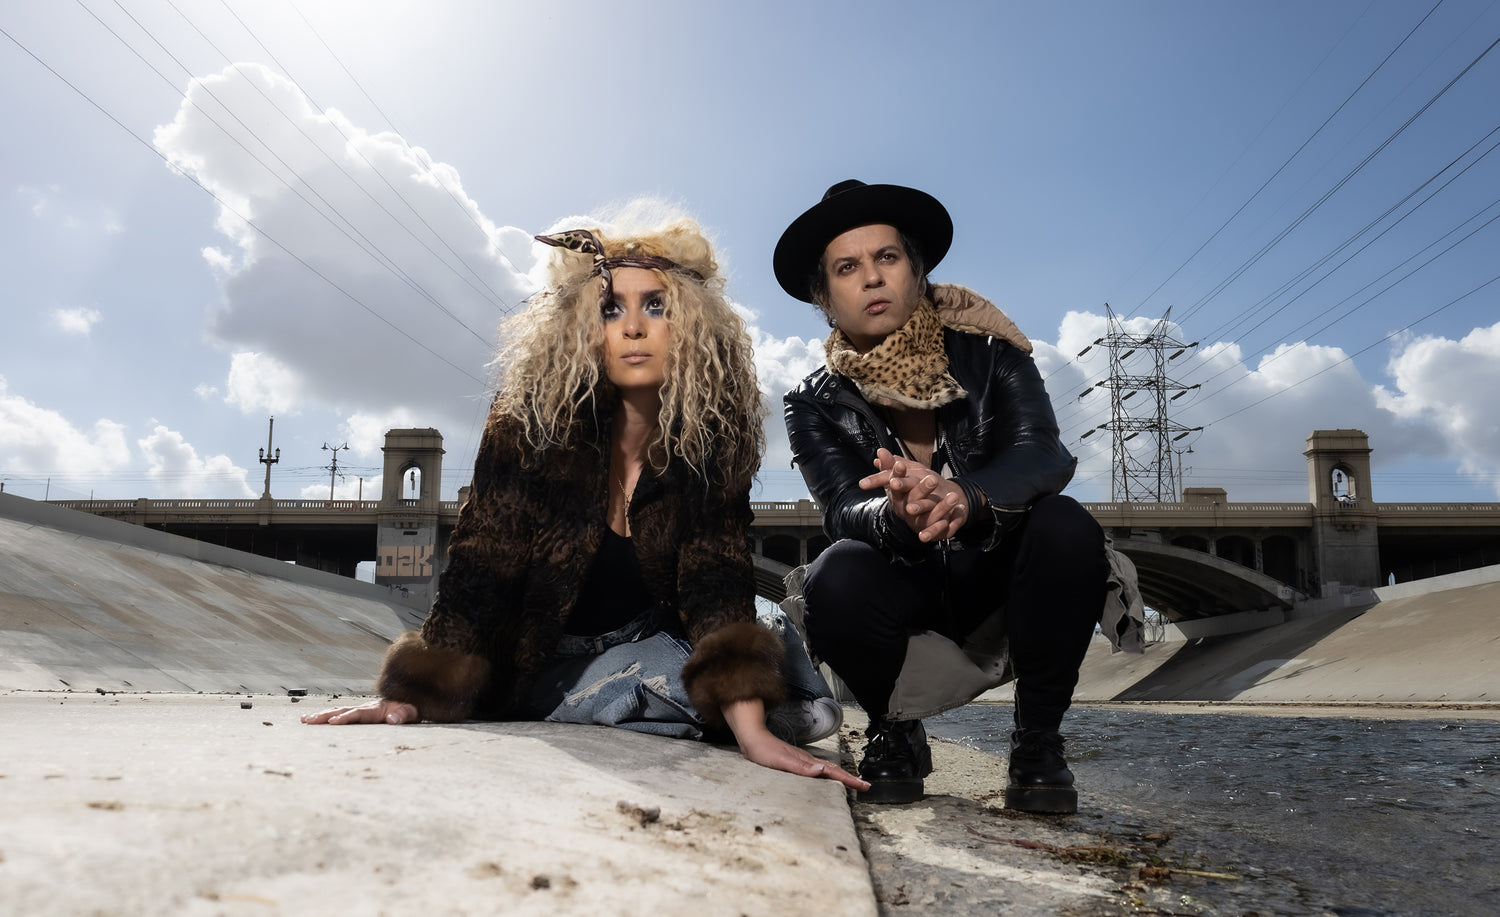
top-left (807, 757), bottom-right (869, 790)
top-left (300, 699), bottom-right (416, 725)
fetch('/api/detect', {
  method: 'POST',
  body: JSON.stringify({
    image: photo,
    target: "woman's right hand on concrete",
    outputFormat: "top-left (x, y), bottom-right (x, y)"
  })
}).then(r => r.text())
top-left (300, 698), bottom-right (418, 725)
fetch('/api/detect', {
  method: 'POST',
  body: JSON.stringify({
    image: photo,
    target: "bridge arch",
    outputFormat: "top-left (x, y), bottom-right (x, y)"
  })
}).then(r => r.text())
top-left (760, 534), bottom-right (802, 568)
top-left (746, 527), bottom-right (1304, 622)
top-left (1112, 540), bottom-right (1299, 622)
top-left (401, 464), bottom-right (424, 500)
top-left (1262, 535), bottom-right (1298, 586)
top-left (753, 554), bottom-right (797, 603)
top-left (1215, 534), bottom-right (1255, 568)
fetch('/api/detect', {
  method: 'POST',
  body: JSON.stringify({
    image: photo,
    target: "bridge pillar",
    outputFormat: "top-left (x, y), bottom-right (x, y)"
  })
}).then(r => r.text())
top-left (375, 428), bottom-right (445, 587)
top-left (1305, 429), bottom-right (1381, 593)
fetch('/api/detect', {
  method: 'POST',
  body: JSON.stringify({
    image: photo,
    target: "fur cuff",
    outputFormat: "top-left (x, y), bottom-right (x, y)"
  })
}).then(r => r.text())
top-left (681, 621), bottom-right (787, 728)
top-left (376, 631), bottom-right (491, 723)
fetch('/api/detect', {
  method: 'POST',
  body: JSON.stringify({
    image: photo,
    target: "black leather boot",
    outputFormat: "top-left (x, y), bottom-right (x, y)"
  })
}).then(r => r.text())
top-left (1004, 728), bottom-right (1077, 814)
top-left (858, 719), bottom-right (934, 804)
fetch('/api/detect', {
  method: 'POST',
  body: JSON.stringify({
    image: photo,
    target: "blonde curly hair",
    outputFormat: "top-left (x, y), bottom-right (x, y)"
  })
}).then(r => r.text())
top-left (492, 215), bottom-right (765, 487)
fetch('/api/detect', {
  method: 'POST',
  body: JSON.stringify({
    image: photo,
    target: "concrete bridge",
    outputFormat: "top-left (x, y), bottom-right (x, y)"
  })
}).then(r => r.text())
top-left (46, 428), bottom-right (1500, 624)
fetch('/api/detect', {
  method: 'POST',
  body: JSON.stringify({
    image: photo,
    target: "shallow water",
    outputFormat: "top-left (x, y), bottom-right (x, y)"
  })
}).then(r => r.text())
top-left (927, 705), bottom-right (1500, 916)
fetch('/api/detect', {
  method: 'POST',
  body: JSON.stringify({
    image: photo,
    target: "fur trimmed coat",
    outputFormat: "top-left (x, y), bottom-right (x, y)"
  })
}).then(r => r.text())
top-left (376, 399), bottom-right (785, 728)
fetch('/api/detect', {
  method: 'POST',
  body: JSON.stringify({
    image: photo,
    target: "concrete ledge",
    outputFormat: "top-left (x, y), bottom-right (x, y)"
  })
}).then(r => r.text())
top-left (1374, 562), bottom-right (1500, 600)
top-left (1, 492), bottom-right (426, 611)
top-left (1162, 608), bottom-right (1285, 641)
top-left (0, 692), bottom-right (875, 917)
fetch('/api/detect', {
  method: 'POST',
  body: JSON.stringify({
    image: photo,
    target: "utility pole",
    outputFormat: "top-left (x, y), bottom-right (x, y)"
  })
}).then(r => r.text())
top-left (1173, 445), bottom-right (1194, 500)
top-left (1077, 305), bottom-right (1202, 502)
top-left (321, 441), bottom-right (349, 500)
top-left (258, 417), bottom-right (280, 499)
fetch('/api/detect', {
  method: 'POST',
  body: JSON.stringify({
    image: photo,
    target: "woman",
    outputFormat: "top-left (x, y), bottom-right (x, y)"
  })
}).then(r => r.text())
top-left (304, 212), bottom-right (863, 790)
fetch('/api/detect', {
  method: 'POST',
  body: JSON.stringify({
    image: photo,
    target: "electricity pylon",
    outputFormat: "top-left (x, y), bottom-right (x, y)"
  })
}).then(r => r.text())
top-left (1078, 305), bottom-right (1201, 502)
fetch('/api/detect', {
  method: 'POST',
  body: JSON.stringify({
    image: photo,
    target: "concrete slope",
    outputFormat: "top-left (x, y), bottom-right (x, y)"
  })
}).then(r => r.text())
top-left (0, 693), bottom-right (875, 917)
top-left (1072, 564), bottom-right (1500, 704)
top-left (0, 492), bottom-right (422, 694)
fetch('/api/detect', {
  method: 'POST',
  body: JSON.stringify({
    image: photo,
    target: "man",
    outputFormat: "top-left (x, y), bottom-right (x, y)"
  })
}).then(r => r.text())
top-left (775, 180), bottom-right (1138, 812)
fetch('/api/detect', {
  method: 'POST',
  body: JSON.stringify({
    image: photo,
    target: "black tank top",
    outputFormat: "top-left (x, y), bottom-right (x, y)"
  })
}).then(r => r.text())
top-left (563, 528), bottom-right (654, 636)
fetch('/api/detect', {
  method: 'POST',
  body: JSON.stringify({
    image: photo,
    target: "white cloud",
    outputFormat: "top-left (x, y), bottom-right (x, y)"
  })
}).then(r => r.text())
top-left (1375, 322), bottom-right (1500, 494)
top-left (0, 376), bottom-right (131, 495)
top-left (1031, 307), bottom-right (1496, 502)
top-left (136, 425), bottom-right (253, 498)
top-left (741, 305), bottom-right (826, 489)
top-left (298, 477), bottom-right (367, 501)
top-left (153, 63), bottom-right (533, 458)
top-left (18, 184), bottom-right (123, 234)
top-left (224, 352), bottom-right (305, 416)
top-left (728, 304), bottom-right (1458, 504)
top-left (17, 183), bottom-right (56, 218)
top-left (344, 409), bottom-right (421, 457)
top-left (53, 307), bottom-right (102, 336)
top-left (141, 63), bottom-right (1498, 507)
top-left (201, 246), bottom-right (234, 272)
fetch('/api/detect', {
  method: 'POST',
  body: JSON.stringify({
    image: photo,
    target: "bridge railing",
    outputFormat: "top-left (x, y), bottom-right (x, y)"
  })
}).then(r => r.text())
top-left (1078, 502), bottom-right (1314, 512)
top-left (47, 498), bottom-right (385, 512)
top-left (1375, 503), bottom-right (1500, 511)
top-left (1078, 502), bottom-right (1316, 528)
top-left (43, 496), bottom-right (1500, 528)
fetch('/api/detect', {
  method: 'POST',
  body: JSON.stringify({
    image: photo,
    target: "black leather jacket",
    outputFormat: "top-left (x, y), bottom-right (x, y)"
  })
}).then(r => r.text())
top-left (784, 326), bottom-right (1076, 563)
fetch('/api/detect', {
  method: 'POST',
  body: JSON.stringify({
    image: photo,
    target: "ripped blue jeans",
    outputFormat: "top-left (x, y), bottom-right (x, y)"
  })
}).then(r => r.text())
top-left (517, 608), bottom-right (832, 740)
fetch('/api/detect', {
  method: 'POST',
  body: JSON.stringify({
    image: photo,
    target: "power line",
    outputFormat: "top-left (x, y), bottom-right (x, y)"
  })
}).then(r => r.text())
top-left (1044, 4), bottom-right (1484, 398)
top-left (1143, 1), bottom-right (1444, 329)
top-left (87, 0), bottom-right (504, 345)
top-left (208, 0), bottom-right (527, 309)
top-left (1055, 181), bottom-right (1498, 437)
top-left (1133, 127), bottom-right (1500, 425)
top-left (1200, 269), bottom-right (1500, 429)
top-left (1175, 31), bottom-right (1500, 330)
top-left (1188, 198), bottom-right (1500, 416)
top-left (282, 0), bottom-right (532, 284)
top-left (1201, 124), bottom-right (1500, 350)
top-left (0, 21), bottom-right (488, 386)
top-left (1107, 1), bottom-right (1379, 318)
top-left (1055, 21), bottom-right (1500, 444)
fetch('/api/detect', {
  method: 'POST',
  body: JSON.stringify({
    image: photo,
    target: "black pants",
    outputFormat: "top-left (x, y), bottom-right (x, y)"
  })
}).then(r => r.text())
top-left (802, 494), bottom-right (1107, 734)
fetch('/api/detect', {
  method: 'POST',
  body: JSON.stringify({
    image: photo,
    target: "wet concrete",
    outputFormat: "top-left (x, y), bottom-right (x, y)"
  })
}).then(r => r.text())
top-left (845, 703), bottom-right (1500, 916)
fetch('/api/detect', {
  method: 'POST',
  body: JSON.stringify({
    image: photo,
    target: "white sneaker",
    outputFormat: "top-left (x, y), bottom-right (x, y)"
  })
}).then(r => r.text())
top-left (766, 696), bottom-right (843, 745)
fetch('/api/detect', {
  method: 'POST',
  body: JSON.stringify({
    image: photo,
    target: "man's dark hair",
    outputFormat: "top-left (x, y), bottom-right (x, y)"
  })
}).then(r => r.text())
top-left (808, 229), bottom-right (928, 325)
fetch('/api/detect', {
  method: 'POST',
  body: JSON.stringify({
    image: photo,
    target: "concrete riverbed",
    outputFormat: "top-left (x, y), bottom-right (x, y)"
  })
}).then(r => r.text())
top-left (4, 491), bottom-right (1499, 915)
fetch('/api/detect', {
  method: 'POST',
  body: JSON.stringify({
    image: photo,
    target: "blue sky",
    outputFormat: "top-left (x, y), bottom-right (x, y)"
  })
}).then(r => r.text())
top-left (2, 0), bottom-right (1498, 505)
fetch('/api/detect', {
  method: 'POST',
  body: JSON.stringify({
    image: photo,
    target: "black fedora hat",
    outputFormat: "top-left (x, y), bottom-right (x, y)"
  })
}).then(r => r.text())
top-left (773, 179), bottom-right (953, 303)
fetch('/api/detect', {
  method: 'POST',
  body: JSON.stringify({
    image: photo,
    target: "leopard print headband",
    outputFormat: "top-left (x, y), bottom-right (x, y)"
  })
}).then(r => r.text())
top-left (536, 229), bottom-right (705, 312)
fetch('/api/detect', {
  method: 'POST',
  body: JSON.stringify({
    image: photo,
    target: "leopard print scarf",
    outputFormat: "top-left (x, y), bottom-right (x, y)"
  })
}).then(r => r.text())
top-left (824, 297), bottom-right (966, 409)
